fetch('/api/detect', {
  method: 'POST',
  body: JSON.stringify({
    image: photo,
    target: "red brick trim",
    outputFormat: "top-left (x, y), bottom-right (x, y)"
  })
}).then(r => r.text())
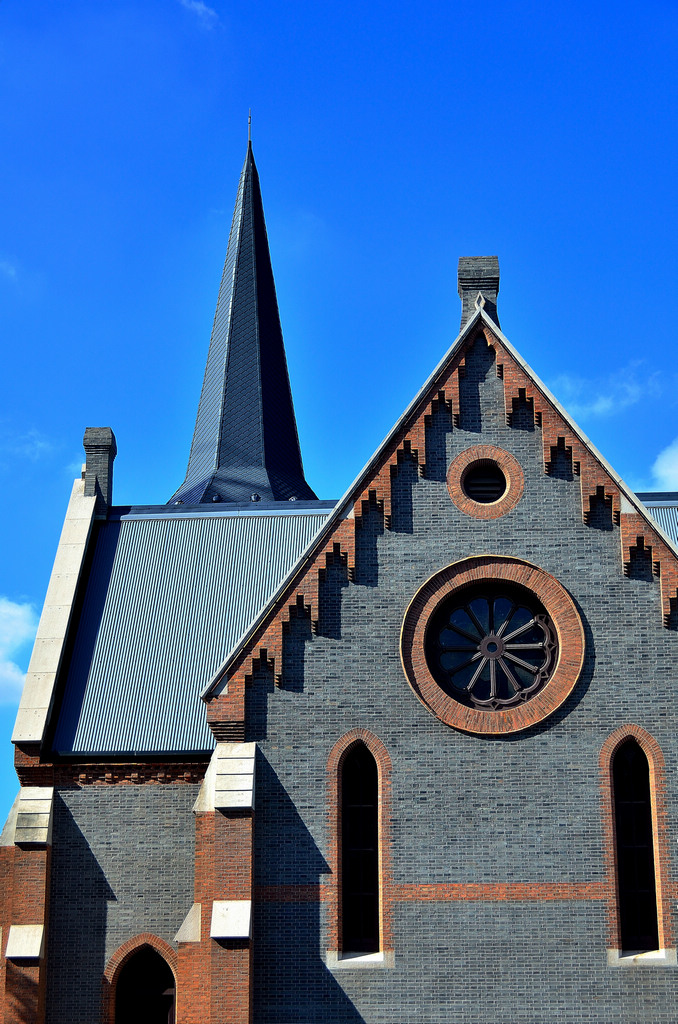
top-left (326, 730), bottom-right (393, 955)
top-left (391, 881), bottom-right (607, 901)
top-left (253, 881), bottom-right (606, 902)
top-left (599, 726), bottom-right (672, 950)
top-left (447, 445), bottom-right (524, 519)
top-left (401, 555), bottom-right (585, 735)
top-left (102, 934), bottom-right (178, 1024)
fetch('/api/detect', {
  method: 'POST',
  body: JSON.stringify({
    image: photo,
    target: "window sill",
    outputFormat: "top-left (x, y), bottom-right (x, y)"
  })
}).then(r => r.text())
top-left (326, 950), bottom-right (394, 969)
top-left (608, 948), bottom-right (677, 967)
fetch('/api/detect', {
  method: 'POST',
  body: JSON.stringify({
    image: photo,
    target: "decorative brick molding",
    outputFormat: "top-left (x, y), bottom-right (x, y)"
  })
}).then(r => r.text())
top-left (401, 556), bottom-right (585, 735)
top-left (447, 444), bottom-right (524, 519)
top-left (102, 934), bottom-right (178, 1024)
top-left (205, 322), bottom-right (678, 735)
top-left (13, 746), bottom-right (208, 789)
top-left (326, 731), bottom-right (393, 956)
top-left (599, 726), bottom-right (672, 950)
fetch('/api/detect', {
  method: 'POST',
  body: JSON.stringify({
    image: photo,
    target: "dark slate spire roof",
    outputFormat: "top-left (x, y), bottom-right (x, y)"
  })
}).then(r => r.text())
top-left (169, 143), bottom-right (317, 505)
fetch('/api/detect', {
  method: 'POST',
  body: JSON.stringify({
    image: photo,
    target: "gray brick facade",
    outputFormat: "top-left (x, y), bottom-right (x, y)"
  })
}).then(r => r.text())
top-left (246, 336), bottom-right (678, 1022)
top-left (45, 785), bottom-right (198, 1023)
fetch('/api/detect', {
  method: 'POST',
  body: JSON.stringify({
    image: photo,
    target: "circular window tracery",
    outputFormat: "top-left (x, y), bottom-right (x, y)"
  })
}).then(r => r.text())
top-left (401, 556), bottom-right (585, 735)
top-left (427, 583), bottom-right (557, 710)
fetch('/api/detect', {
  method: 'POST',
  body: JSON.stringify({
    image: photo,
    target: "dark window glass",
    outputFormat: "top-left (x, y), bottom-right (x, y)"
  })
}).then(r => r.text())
top-left (341, 745), bottom-right (379, 954)
top-left (613, 739), bottom-right (660, 953)
top-left (115, 947), bottom-right (175, 1024)
top-left (462, 461), bottom-right (506, 503)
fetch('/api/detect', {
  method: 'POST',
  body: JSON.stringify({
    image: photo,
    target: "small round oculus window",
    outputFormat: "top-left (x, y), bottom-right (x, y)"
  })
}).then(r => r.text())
top-left (426, 583), bottom-right (557, 711)
top-left (461, 461), bottom-right (507, 503)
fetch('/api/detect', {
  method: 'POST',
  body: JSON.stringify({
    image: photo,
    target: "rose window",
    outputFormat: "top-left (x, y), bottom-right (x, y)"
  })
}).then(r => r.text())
top-left (426, 583), bottom-right (558, 710)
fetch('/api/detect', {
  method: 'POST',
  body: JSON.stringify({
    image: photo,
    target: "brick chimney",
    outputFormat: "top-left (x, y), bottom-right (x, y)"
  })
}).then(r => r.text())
top-left (458, 256), bottom-right (500, 330)
top-left (83, 427), bottom-right (117, 517)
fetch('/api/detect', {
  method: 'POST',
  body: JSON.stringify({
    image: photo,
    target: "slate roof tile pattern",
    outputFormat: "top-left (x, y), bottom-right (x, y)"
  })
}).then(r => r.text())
top-left (169, 142), bottom-right (316, 505)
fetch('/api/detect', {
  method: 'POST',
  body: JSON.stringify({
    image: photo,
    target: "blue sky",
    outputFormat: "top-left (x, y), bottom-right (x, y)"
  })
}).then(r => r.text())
top-left (1, 0), bottom-right (678, 819)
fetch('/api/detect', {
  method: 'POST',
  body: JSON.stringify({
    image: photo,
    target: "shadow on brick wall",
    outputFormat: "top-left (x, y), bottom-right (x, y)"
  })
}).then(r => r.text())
top-left (45, 793), bottom-right (115, 1023)
top-left (390, 456), bottom-right (417, 534)
top-left (424, 402), bottom-right (454, 482)
top-left (355, 498), bottom-right (383, 587)
top-left (252, 755), bottom-right (366, 1023)
top-left (458, 337), bottom-right (496, 433)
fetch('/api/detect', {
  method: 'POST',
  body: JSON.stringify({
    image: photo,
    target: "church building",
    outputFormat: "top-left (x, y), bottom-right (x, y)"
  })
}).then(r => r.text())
top-left (2, 139), bottom-right (678, 1023)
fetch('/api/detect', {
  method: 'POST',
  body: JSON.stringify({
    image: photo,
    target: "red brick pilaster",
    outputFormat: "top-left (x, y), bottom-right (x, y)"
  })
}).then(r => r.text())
top-left (0, 844), bottom-right (51, 1024)
top-left (178, 809), bottom-right (253, 1024)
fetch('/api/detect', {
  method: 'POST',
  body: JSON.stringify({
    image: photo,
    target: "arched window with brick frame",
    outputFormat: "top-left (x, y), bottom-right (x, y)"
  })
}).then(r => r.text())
top-left (103, 934), bottom-right (177, 1024)
top-left (600, 726), bottom-right (671, 956)
top-left (327, 730), bottom-right (393, 960)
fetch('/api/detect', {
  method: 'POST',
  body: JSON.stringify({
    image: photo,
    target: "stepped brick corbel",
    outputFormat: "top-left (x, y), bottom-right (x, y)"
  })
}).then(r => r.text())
top-left (206, 521), bottom-right (357, 736)
top-left (206, 319), bottom-right (678, 740)
top-left (620, 511), bottom-right (678, 625)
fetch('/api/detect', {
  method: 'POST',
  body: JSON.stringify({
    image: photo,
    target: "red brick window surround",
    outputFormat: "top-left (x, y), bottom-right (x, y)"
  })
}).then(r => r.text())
top-left (599, 726), bottom-right (672, 955)
top-left (400, 556), bottom-right (585, 735)
top-left (327, 731), bottom-right (393, 960)
top-left (447, 445), bottom-right (524, 519)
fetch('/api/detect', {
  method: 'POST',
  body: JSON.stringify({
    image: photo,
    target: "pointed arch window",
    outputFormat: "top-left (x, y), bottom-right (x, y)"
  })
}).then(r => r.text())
top-left (341, 743), bottom-right (380, 955)
top-left (115, 945), bottom-right (176, 1024)
top-left (612, 738), bottom-right (659, 953)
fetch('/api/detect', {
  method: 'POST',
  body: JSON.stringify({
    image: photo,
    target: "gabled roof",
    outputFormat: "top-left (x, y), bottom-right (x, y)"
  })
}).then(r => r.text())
top-left (170, 142), bottom-right (316, 505)
top-left (205, 304), bottom-right (678, 698)
top-left (51, 501), bottom-right (334, 755)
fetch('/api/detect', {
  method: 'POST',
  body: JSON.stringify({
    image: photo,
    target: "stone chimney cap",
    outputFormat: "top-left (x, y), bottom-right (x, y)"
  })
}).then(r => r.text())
top-left (457, 256), bottom-right (500, 330)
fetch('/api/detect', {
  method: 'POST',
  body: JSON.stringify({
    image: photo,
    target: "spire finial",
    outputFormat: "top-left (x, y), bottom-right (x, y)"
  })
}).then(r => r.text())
top-left (248, 109), bottom-right (251, 144)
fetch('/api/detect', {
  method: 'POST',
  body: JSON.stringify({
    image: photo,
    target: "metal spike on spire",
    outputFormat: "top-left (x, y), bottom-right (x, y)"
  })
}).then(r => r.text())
top-left (169, 142), bottom-right (317, 505)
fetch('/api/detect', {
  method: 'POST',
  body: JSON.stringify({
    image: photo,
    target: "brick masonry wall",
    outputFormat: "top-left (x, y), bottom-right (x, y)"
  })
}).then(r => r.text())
top-left (44, 783), bottom-right (198, 1023)
top-left (246, 336), bottom-right (678, 1023)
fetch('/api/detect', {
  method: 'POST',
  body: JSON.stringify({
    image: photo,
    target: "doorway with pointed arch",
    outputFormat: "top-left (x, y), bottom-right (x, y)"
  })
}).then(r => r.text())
top-left (106, 937), bottom-right (177, 1024)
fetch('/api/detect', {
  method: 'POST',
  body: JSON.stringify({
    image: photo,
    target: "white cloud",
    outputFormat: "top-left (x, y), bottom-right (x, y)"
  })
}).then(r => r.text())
top-left (0, 428), bottom-right (54, 463)
top-left (0, 259), bottom-right (17, 282)
top-left (651, 437), bottom-right (678, 490)
top-left (0, 597), bottom-right (38, 705)
top-left (548, 362), bottom-right (660, 421)
top-left (178, 0), bottom-right (218, 26)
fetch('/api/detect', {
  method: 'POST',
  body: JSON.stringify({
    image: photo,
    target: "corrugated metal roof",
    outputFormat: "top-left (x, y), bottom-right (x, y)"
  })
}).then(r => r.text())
top-left (637, 492), bottom-right (678, 544)
top-left (52, 506), bottom-right (332, 756)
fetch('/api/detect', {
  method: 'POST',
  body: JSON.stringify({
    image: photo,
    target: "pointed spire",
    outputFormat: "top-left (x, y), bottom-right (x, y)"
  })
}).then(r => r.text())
top-left (170, 143), bottom-right (317, 505)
